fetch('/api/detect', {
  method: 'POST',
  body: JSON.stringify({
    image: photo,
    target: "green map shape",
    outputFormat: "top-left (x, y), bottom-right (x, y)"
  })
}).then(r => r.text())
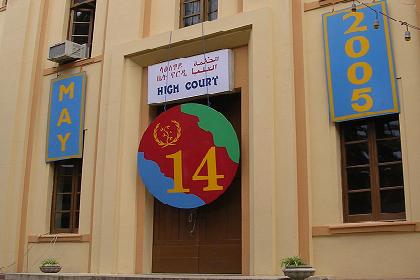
top-left (181, 103), bottom-right (240, 163)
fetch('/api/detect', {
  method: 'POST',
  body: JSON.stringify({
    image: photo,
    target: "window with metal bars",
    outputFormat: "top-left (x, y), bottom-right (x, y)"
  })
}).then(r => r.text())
top-left (340, 114), bottom-right (405, 222)
top-left (50, 159), bottom-right (82, 233)
top-left (69, 0), bottom-right (96, 57)
top-left (180, 0), bottom-right (218, 28)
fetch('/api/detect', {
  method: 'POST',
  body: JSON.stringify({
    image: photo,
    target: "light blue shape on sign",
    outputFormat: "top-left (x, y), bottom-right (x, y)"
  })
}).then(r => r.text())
top-left (323, 0), bottom-right (399, 122)
top-left (138, 152), bottom-right (205, 208)
top-left (46, 72), bottom-right (86, 162)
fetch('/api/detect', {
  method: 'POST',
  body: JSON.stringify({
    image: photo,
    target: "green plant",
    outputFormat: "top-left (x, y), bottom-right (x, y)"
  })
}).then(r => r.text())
top-left (41, 258), bottom-right (60, 266)
top-left (280, 256), bottom-right (306, 268)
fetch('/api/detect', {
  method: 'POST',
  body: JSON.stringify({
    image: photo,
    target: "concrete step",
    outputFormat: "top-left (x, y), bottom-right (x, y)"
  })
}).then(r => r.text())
top-left (8, 274), bottom-right (419, 280)
top-left (5, 274), bottom-right (288, 280)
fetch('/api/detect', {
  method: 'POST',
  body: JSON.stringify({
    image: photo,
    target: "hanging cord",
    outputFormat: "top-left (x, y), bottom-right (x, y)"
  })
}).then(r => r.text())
top-left (355, 0), bottom-right (420, 30)
top-left (163, 31), bottom-right (173, 112)
top-left (29, 234), bottom-right (59, 269)
top-left (0, 232), bottom-right (54, 273)
top-left (201, 22), bottom-right (211, 107)
top-left (188, 209), bottom-right (197, 235)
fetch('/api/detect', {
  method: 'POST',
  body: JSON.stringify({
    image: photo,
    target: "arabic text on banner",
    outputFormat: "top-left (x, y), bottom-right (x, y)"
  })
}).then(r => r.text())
top-left (148, 49), bottom-right (233, 104)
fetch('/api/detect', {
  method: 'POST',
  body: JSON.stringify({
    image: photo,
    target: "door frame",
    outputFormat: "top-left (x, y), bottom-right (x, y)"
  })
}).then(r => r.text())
top-left (136, 46), bottom-right (250, 274)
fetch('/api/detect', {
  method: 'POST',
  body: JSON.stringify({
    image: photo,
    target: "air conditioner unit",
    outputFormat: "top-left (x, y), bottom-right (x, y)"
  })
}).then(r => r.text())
top-left (48, 40), bottom-right (88, 64)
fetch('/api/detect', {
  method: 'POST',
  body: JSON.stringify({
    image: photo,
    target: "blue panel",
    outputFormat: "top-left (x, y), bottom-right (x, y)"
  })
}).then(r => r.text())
top-left (46, 72), bottom-right (86, 162)
top-left (323, 1), bottom-right (399, 122)
top-left (138, 152), bottom-right (205, 208)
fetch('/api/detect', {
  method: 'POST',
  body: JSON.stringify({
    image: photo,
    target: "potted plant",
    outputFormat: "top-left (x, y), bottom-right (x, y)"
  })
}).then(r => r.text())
top-left (281, 256), bottom-right (315, 280)
top-left (39, 258), bottom-right (61, 273)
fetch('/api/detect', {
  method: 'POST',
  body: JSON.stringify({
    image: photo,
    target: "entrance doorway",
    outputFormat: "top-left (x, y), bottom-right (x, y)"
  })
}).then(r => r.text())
top-left (151, 93), bottom-right (242, 274)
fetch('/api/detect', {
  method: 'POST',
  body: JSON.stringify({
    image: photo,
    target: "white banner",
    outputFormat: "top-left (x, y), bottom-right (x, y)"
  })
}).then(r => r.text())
top-left (148, 49), bottom-right (234, 104)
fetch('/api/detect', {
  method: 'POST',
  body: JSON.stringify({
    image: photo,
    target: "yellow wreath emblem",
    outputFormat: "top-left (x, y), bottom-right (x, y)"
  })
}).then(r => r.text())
top-left (153, 120), bottom-right (181, 148)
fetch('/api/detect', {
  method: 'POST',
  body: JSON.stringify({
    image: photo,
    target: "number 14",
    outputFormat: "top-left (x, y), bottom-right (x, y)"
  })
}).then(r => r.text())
top-left (166, 147), bottom-right (225, 193)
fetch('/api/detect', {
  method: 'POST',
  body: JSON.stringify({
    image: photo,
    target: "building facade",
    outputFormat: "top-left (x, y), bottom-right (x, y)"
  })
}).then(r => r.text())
top-left (1, 0), bottom-right (420, 278)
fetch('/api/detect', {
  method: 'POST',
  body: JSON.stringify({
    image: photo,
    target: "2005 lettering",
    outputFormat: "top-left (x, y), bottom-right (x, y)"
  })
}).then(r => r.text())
top-left (343, 12), bottom-right (373, 112)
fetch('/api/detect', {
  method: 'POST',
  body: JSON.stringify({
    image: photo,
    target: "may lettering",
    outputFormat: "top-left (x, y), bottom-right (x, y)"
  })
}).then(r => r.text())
top-left (56, 83), bottom-right (74, 152)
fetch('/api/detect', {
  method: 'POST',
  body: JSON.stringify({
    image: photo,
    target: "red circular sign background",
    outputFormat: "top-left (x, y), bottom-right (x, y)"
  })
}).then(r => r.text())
top-left (137, 103), bottom-right (240, 208)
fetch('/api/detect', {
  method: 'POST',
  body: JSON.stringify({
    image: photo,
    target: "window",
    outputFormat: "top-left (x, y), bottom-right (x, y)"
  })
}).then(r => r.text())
top-left (180, 0), bottom-right (218, 28)
top-left (340, 114), bottom-right (405, 222)
top-left (69, 0), bottom-right (96, 57)
top-left (51, 159), bottom-right (82, 233)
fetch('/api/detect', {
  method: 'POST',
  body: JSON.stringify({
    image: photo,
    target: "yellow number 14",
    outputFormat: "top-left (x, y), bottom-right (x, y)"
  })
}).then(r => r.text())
top-left (166, 147), bottom-right (225, 194)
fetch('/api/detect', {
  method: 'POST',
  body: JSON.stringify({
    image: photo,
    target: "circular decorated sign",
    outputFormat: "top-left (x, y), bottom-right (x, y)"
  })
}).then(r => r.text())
top-left (137, 103), bottom-right (240, 209)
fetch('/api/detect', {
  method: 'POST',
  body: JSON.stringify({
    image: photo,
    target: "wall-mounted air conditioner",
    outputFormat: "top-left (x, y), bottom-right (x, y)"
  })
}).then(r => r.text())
top-left (48, 40), bottom-right (88, 64)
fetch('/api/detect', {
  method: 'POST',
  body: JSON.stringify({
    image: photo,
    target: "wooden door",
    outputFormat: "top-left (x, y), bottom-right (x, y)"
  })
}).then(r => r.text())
top-left (152, 203), bottom-right (200, 273)
top-left (152, 94), bottom-right (242, 273)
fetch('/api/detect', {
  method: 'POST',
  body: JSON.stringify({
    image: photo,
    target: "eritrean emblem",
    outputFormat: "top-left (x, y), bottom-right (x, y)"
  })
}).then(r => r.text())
top-left (137, 103), bottom-right (240, 209)
top-left (153, 120), bottom-right (181, 148)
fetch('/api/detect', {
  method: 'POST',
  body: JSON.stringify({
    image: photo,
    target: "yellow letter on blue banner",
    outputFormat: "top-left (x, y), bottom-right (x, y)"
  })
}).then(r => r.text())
top-left (46, 72), bottom-right (86, 162)
top-left (323, 0), bottom-right (399, 122)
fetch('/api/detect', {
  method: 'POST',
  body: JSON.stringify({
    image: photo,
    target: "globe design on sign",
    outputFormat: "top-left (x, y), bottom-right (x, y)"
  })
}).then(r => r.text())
top-left (137, 103), bottom-right (240, 208)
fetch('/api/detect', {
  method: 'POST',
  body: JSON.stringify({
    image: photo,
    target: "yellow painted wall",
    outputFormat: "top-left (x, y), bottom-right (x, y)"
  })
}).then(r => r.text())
top-left (304, 0), bottom-right (420, 278)
top-left (25, 243), bottom-right (89, 273)
top-left (90, 5), bottom-right (299, 273)
top-left (313, 233), bottom-right (420, 278)
top-left (0, 0), bottom-right (46, 272)
top-left (24, 63), bottom-right (102, 272)
top-left (0, 9), bottom-right (5, 48)
top-left (1, 0), bottom-right (420, 278)
top-left (149, 0), bottom-right (178, 35)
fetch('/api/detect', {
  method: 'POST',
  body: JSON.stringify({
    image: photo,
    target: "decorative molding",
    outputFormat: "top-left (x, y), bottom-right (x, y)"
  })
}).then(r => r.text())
top-left (292, 0), bottom-right (310, 263)
top-left (304, 0), bottom-right (352, 12)
top-left (28, 234), bottom-right (91, 243)
top-left (43, 55), bottom-right (103, 76)
top-left (313, 221), bottom-right (420, 236)
top-left (0, 6), bottom-right (6, 12)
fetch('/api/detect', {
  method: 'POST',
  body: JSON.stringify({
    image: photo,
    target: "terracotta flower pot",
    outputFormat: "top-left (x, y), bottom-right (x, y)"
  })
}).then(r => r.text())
top-left (39, 264), bottom-right (61, 273)
top-left (283, 265), bottom-right (315, 280)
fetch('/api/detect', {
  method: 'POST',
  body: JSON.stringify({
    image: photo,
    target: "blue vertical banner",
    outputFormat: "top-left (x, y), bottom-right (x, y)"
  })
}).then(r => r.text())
top-left (323, 0), bottom-right (399, 122)
top-left (46, 72), bottom-right (86, 162)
